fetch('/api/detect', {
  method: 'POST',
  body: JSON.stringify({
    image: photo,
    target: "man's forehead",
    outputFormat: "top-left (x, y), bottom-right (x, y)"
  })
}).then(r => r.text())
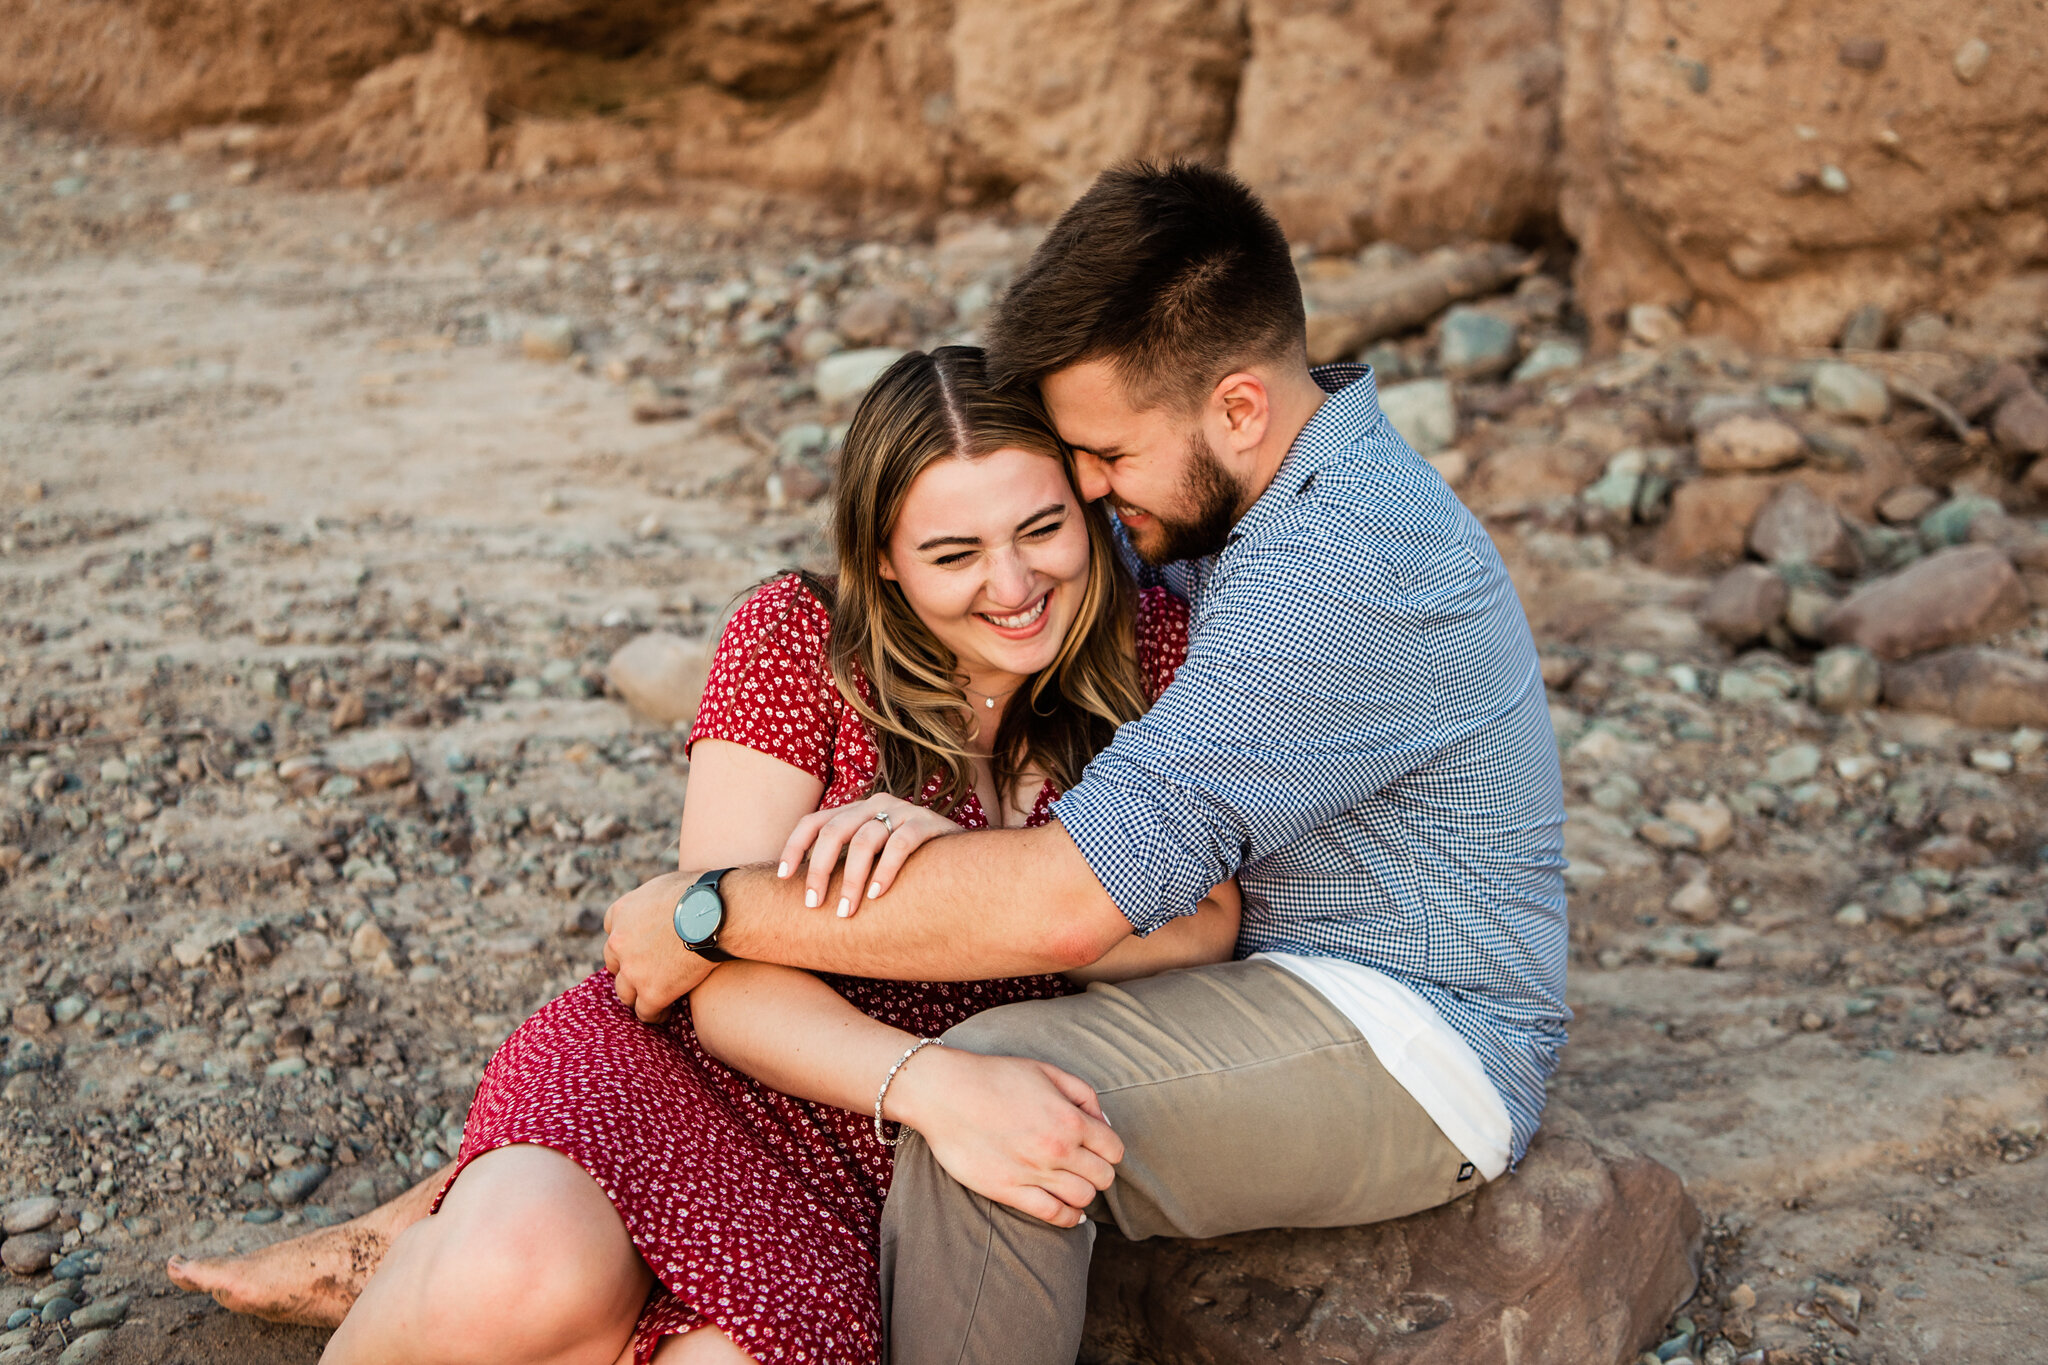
top-left (1042, 359), bottom-right (1151, 447)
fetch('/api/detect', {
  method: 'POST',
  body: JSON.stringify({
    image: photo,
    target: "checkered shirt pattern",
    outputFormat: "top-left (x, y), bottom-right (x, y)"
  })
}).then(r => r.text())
top-left (1053, 364), bottom-right (1570, 1161)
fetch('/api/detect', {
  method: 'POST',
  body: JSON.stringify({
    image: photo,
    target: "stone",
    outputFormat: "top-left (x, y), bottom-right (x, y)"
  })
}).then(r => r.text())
top-left (832, 287), bottom-right (911, 347)
top-left (1662, 798), bottom-right (1733, 854)
top-left (1, 1232), bottom-right (60, 1275)
top-left (347, 921), bottom-right (393, 966)
top-left (1919, 495), bottom-right (2004, 548)
top-left (1696, 415), bottom-right (1805, 473)
top-left (1879, 875), bottom-right (1931, 928)
top-left (1746, 482), bottom-right (1856, 573)
top-left (267, 1162), bottom-right (330, 1206)
top-left (606, 632), bottom-right (711, 728)
top-left (581, 813), bottom-right (627, 844)
top-left (1991, 388), bottom-right (2048, 458)
top-left (1837, 301), bottom-right (1886, 350)
top-left (0, 1200), bottom-right (57, 1237)
top-left (1436, 306), bottom-right (1519, 378)
top-left (39, 1297), bottom-right (76, 1325)
top-left (1377, 379), bottom-right (1457, 455)
top-left (1811, 647), bottom-right (1881, 713)
top-left (1695, 565), bottom-right (1786, 647)
top-left (520, 317), bottom-right (577, 362)
top-left (1883, 649), bottom-right (2048, 728)
top-left (1081, 1108), bottom-right (1699, 1365)
top-left (1627, 304), bottom-right (1684, 348)
top-left (814, 348), bottom-right (907, 406)
top-left (1895, 312), bottom-right (1950, 351)
top-left (67, 1298), bottom-right (126, 1331)
top-left (8, 1001), bottom-right (51, 1036)
top-left (1511, 338), bottom-right (1583, 383)
top-left (1876, 484), bottom-right (1941, 524)
top-left (1783, 585), bottom-right (1836, 641)
top-left (1820, 547), bottom-right (2026, 661)
top-left (57, 1330), bottom-right (113, 1365)
top-left (1953, 37), bottom-right (1991, 84)
top-left (1669, 872), bottom-right (1719, 923)
top-left (1764, 745), bottom-right (1822, 785)
top-left (1809, 362), bottom-right (1889, 423)
top-left (327, 734), bottom-right (413, 790)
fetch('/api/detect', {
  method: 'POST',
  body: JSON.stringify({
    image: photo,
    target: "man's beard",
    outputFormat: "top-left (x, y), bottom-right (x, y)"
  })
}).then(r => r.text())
top-left (1123, 435), bottom-right (1244, 567)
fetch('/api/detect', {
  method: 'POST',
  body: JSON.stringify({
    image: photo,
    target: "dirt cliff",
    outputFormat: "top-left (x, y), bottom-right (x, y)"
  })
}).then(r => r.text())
top-left (5, 0), bottom-right (2044, 351)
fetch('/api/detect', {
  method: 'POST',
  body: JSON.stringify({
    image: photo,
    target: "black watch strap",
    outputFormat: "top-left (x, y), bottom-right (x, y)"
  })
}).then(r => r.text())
top-left (674, 867), bottom-right (738, 962)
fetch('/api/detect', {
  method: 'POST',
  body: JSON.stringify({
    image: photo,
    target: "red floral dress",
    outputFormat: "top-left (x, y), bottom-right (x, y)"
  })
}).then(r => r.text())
top-left (439, 575), bottom-right (1189, 1364)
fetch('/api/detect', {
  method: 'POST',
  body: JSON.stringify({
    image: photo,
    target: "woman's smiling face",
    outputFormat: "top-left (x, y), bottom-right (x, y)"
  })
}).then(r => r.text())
top-left (879, 446), bottom-right (1091, 688)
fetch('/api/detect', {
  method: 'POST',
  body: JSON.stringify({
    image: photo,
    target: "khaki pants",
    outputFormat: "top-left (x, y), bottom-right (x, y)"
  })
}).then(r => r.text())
top-left (879, 958), bottom-right (1479, 1365)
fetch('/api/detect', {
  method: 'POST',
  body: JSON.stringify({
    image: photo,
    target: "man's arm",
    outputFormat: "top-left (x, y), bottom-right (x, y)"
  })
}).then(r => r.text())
top-left (603, 819), bottom-right (1133, 1020)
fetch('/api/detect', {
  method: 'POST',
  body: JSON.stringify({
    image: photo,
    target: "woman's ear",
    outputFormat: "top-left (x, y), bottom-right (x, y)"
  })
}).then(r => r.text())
top-left (877, 552), bottom-right (899, 582)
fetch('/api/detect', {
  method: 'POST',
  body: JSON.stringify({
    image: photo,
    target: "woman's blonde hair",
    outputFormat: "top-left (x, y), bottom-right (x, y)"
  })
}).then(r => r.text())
top-left (806, 345), bottom-right (1148, 814)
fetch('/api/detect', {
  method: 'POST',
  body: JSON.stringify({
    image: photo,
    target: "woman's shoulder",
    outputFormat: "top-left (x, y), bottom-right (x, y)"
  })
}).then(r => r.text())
top-left (690, 574), bottom-right (846, 776)
top-left (1132, 585), bottom-right (1190, 698)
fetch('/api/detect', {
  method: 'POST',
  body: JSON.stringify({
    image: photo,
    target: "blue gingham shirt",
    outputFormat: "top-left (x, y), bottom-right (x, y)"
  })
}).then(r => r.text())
top-left (1054, 364), bottom-right (1569, 1161)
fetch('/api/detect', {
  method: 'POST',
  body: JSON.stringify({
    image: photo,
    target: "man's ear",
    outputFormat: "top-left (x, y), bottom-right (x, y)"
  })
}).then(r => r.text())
top-left (1211, 371), bottom-right (1271, 455)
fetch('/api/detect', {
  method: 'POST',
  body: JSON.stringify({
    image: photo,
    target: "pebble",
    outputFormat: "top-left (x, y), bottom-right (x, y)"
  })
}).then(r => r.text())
top-left (1, 1198), bottom-right (58, 1236)
top-left (1662, 798), bottom-right (1733, 853)
top-left (348, 921), bottom-right (393, 966)
top-left (1877, 484), bottom-right (1941, 525)
top-left (67, 1298), bottom-right (127, 1331)
top-left (1811, 646), bottom-right (1880, 713)
top-left (1953, 38), bottom-right (1991, 84)
top-left (1809, 362), bottom-right (1888, 422)
top-left (1669, 873), bottom-right (1719, 923)
top-left (1919, 495), bottom-right (2003, 548)
top-left (1627, 304), bottom-right (1684, 347)
top-left (1436, 306), bottom-right (1519, 378)
top-left (1763, 745), bottom-right (1821, 784)
top-left (243, 1208), bottom-right (281, 1224)
top-left (57, 1330), bottom-right (113, 1365)
top-left (1, 1312), bottom-right (26, 1331)
top-left (1511, 338), bottom-right (1583, 383)
top-left (0, 1232), bottom-right (60, 1275)
top-left (606, 632), bottom-right (708, 727)
top-left (1970, 748), bottom-right (2015, 773)
top-left (1838, 302), bottom-right (1886, 351)
top-left (1748, 482), bottom-right (1856, 572)
top-left (1696, 414), bottom-right (1805, 473)
top-left (814, 347), bottom-right (907, 405)
top-left (38, 1297), bottom-right (76, 1325)
top-left (1879, 875), bottom-right (1930, 927)
top-left (520, 317), bottom-right (577, 362)
top-left (268, 1162), bottom-right (330, 1206)
top-left (1817, 164), bottom-right (1851, 195)
top-left (1377, 379), bottom-right (1457, 454)
top-left (30, 1283), bottom-right (79, 1308)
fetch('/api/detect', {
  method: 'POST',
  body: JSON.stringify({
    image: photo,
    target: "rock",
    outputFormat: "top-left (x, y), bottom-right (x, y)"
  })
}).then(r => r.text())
top-left (1918, 495), bottom-right (2003, 548)
top-left (1764, 745), bottom-right (1821, 785)
top-left (1668, 873), bottom-right (1719, 923)
top-left (1659, 475), bottom-right (1783, 568)
top-left (1746, 482), bottom-right (1856, 573)
top-left (814, 348), bottom-right (907, 406)
top-left (1879, 875), bottom-right (1930, 928)
top-left (1511, 338), bottom-right (1583, 383)
top-left (1812, 646), bottom-right (1882, 713)
top-left (267, 1162), bottom-right (330, 1206)
top-left (327, 734), bottom-right (413, 790)
top-left (1876, 484), bottom-right (1941, 524)
top-left (580, 813), bottom-right (627, 844)
top-left (1082, 1108), bottom-right (1699, 1365)
top-left (1820, 547), bottom-right (2026, 661)
top-left (520, 317), bottom-right (577, 362)
top-left (328, 692), bottom-right (366, 732)
top-left (1436, 306), bottom-right (1519, 378)
top-left (67, 1298), bottom-right (126, 1331)
top-left (605, 632), bottom-right (711, 728)
top-left (1627, 304), bottom-right (1684, 347)
top-left (553, 852), bottom-right (588, 894)
top-left (39, 1297), bottom-right (76, 1325)
top-left (1895, 312), bottom-right (1950, 351)
top-left (833, 287), bottom-right (911, 347)
top-left (6, 1001), bottom-right (49, 1037)
top-left (347, 921), bottom-right (393, 966)
top-left (1883, 649), bottom-right (2048, 728)
top-left (1991, 388), bottom-right (2048, 457)
top-left (1953, 37), bottom-right (1991, 83)
top-left (0, 1200), bottom-right (57, 1237)
top-left (1662, 798), bottom-right (1733, 853)
top-left (1378, 379), bottom-right (1457, 455)
top-left (1695, 565), bottom-right (1786, 647)
top-left (1809, 362), bottom-right (1889, 423)
top-left (1837, 301), bottom-right (1886, 350)
top-left (1, 1232), bottom-right (60, 1275)
top-left (1783, 584), bottom-right (1836, 641)
top-left (1696, 414), bottom-right (1805, 473)
top-left (57, 1329), bottom-right (113, 1364)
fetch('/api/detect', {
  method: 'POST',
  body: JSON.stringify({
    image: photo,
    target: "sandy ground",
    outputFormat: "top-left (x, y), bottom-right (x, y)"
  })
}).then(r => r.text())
top-left (2, 118), bottom-right (2046, 1365)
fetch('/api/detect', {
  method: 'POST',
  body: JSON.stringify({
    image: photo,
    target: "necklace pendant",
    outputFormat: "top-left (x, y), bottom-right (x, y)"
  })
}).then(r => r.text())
top-left (985, 697), bottom-right (995, 709)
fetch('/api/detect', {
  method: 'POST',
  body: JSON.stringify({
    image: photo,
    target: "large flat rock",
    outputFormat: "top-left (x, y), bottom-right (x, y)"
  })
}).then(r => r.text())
top-left (1082, 1108), bottom-right (1700, 1365)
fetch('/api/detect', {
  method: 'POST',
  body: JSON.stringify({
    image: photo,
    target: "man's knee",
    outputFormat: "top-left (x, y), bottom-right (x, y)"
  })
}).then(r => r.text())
top-left (940, 995), bottom-right (1086, 1068)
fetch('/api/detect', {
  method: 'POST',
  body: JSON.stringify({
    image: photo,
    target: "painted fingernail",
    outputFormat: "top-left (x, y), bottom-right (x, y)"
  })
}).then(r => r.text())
top-left (836, 898), bottom-right (852, 918)
top-left (805, 889), bottom-right (819, 908)
top-left (777, 862), bottom-right (789, 878)
top-left (1078, 1213), bottom-right (1088, 1224)
top-left (868, 882), bottom-right (881, 899)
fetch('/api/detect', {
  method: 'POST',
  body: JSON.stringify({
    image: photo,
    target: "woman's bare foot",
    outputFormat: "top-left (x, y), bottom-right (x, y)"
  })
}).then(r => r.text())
top-left (166, 1173), bottom-right (441, 1327)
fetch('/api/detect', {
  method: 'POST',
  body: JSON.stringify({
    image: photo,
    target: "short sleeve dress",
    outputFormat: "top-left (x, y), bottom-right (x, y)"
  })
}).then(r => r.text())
top-left (440, 574), bottom-right (1190, 1365)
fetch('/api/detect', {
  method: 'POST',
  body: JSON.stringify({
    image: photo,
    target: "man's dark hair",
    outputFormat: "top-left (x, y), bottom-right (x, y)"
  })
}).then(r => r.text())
top-left (984, 160), bottom-right (1307, 413)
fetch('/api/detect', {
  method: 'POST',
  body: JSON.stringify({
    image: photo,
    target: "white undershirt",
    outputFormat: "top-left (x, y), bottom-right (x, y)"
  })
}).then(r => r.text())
top-left (1255, 951), bottom-right (1513, 1181)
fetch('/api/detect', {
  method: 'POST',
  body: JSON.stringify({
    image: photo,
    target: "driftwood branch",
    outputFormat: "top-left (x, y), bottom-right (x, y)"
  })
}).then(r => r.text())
top-left (1303, 243), bottom-right (1534, 364)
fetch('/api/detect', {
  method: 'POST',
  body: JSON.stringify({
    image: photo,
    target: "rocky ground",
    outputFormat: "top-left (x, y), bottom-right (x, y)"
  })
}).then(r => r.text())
top-left (1, 116), bottom-right (2046, 1365)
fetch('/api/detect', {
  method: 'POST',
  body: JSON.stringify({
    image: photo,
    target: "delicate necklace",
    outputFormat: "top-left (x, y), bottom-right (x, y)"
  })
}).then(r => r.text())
top-left (961, 681), bottom-right (1020, 711)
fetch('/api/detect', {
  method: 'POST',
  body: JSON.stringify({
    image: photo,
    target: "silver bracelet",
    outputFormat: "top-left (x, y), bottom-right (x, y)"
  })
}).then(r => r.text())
top-left (873, 1037), bottom-right (944, 1147)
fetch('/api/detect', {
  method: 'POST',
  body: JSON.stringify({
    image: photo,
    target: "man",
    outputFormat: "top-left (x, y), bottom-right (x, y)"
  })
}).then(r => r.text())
top-left (606, 161), bottom-right (1568, 1364)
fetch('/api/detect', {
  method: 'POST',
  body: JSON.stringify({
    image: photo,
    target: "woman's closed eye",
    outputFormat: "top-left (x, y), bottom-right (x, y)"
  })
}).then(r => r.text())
top-left (932, 521), bottom-right (1064, 567)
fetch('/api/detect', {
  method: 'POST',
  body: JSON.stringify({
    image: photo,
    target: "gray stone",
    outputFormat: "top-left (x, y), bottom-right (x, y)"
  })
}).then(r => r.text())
top-left (1378, 379), bottom-right (1457, 454)
top-left (0, 1232), bottom-right (60, 1274)
top-left (0, 1199), bottom-right (58, 1237)
top-left (1883, 648), bottom-right (2048, 728)
top-left (1765, 745), bottom-right (1822, 784)
top-left (1812, 647), bottom-right (1881, 713)
top-left (1436, 306), bottom-right (1519, 378)
top-left (1991, 388), bottom-right (2048, 457)
top-left (57, 1330), bottom-right (114, 1365)
top-left (1696, 565), bottom-right (1786, 647)
top-left (1919, 495), bottom-right (2004, 547)
top-left (38, 1297), bottom-right (75, 1325)
top-left (267, 1162), bottom-right (330, 1207)
top-left (1820, 546), bottom-right (2027, 660)
top-left (67, 1298), bottom-right (127, 1331)
top-left (1879, 875), bottom-right (1930, 927)
top-left (815, 347), bottom-right (908, 405)
top-left (1747, 482), bottom-right (1857, 572)
top-left (1511, 337), bottom-right (1583, 383)
top-left (1809, 362), bottom-right (1889, 422)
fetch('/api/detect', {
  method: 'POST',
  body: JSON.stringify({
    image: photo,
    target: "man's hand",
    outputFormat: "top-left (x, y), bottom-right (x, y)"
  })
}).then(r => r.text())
top-left (886, 1045), bottom-right (1123, 1228)
top-left (603, 870), bottom-right (718, 1021)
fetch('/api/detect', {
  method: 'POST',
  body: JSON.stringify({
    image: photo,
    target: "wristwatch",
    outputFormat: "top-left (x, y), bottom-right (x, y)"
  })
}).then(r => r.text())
top-left (672, 868), bottom-right (739, 961)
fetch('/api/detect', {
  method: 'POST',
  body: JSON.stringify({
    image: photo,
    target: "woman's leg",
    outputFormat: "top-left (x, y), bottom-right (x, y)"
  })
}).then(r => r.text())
top-left (645, 1327), bottom-right (759, 1363)
top-left (167, 1173), bottom-right (441, 1327)
top-left (321, 1144), bottom-right (653, 1365)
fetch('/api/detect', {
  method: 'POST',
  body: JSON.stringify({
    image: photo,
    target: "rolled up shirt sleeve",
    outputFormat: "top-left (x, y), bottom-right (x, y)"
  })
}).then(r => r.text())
top-left (1054, 534), bottom-right (1477, 936)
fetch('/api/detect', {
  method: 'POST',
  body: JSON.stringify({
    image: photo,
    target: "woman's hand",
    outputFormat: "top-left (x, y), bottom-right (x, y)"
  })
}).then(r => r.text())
top-left (777, 794), bottom-right (962, 918)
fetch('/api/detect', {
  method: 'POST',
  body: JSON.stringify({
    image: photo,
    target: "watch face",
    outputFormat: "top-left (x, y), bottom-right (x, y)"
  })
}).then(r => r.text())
top-left (675, 883), bottom-right (724, 945)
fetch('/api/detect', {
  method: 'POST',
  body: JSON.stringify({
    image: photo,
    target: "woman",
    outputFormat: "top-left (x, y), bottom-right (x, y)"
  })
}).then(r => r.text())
top-left (171, 346), bottom-right (1234, 1365)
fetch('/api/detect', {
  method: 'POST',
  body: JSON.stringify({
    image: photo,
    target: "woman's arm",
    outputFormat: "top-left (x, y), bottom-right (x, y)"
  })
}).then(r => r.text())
top-left (1061, 881), bottom-right (1241, 985)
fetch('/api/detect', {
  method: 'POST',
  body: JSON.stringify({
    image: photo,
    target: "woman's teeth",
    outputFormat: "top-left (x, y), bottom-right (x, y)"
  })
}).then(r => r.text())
top-left (979, 595), bottom-right (1048, 629)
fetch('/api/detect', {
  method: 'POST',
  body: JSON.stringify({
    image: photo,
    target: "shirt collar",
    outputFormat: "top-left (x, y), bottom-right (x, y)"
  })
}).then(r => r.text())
top-left (1226, 362), bottom-right (1379, 548)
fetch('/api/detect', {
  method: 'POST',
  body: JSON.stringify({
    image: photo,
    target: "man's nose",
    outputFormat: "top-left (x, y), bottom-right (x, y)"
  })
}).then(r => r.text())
top-left (1071, 449), bottom-right (1112, 503)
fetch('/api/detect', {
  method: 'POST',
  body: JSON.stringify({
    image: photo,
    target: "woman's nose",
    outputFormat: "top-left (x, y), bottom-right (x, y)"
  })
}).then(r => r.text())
top-left (985, 549), bottom-right (1035, 607)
